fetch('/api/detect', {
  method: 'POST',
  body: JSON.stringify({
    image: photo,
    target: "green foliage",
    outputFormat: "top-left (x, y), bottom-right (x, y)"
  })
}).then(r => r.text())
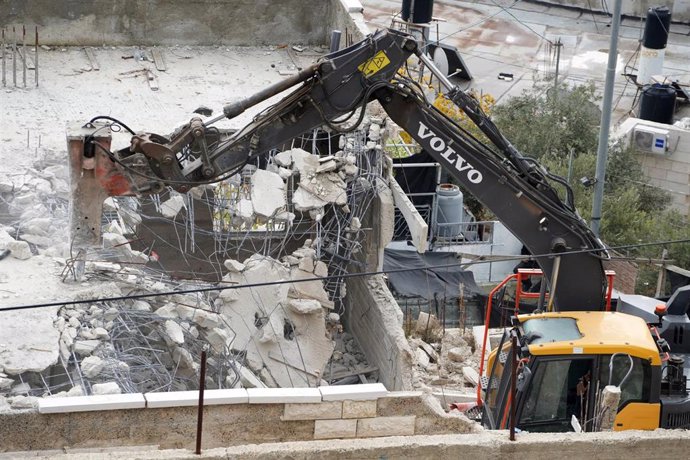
top-left (491, 81), bottom-right (601, 159)
top-left (491, 81), bottom-right (690, 293)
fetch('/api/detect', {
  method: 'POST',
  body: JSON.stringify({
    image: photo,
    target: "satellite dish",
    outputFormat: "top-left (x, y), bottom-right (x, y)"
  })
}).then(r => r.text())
top-left (432, 46), bottom-right (450, 76)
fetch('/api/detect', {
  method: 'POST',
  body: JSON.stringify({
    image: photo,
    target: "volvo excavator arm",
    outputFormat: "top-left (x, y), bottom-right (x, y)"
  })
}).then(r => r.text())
top-left (75, 28), bottom-right (608, 311)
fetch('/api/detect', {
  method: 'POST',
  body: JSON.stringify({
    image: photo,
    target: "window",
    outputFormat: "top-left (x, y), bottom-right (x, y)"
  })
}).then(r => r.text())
top-left (522, 317), bottom-right (582, 344)
top-left (519, 357), bottom-right (593, 432)
top-left (597, 354), bottom-right (651, 408)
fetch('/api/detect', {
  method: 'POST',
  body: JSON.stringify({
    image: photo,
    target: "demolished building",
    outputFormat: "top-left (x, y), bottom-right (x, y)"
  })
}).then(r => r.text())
top-left (0, 0), bottom-right (455, 420)
top-left (7, 0), bottom-right (688, 456)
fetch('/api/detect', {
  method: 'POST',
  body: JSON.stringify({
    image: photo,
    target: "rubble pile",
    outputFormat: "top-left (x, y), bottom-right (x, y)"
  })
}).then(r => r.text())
top-left (0, 153), bottom-right (71, 261)
top-left (1, 118), bottom-right (394, 410)
top-left (407, 312), bottom-right (480, 392)
top-left (325, 332), bottom-right (376, 385)
top-left (0, 244), bottom-right (350, 405)
top-left (216, 248), bottom-right (337, 388)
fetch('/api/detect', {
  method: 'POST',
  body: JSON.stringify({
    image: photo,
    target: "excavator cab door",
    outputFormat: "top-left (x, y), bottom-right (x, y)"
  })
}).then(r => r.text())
top-left (481, 329), bottom-right (526, 429)
top-left (482, 339), bottom-right (597, 433)
top-left (516, 356), bottom-right (596, 432)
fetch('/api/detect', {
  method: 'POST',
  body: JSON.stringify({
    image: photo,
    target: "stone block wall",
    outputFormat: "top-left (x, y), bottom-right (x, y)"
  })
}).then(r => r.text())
top-left (343, 275), bottom-right (416, 391)
top-left (0, 385), bottom-right (477, 453)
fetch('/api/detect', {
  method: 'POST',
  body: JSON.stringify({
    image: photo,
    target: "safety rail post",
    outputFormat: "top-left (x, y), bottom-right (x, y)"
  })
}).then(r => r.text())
top-left (195, 348), bottom-right (208, 455)
top-left (509, 334), bottom-right (517, 441)
top-left (605, 270), bottom-right (616, 311)
top-left (477, 273), bottom-right (517, 405)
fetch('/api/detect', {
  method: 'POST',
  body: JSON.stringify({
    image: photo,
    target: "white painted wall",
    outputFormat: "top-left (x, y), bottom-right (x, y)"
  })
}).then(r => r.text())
top-left (616, 117), bottom-right (690, 216)
top-left (435, 222), bottom-right (523, 283)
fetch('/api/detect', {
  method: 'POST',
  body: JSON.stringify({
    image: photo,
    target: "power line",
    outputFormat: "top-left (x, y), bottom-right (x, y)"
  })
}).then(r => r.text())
top-left (485, 0), bottom-right (554, 44)
top-left (2, 238), bottom-right (689, 313)
top-left (419, 0), bottom-right (523, 52)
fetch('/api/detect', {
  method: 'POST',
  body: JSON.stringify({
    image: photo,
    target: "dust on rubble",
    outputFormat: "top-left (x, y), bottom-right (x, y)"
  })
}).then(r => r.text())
top-left (407, 311), bottom-right (481, 405)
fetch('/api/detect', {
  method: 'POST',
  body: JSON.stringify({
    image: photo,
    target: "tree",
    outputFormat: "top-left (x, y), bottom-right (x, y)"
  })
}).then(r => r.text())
top-left (491, 81), bottom-right (601, 160)
top-left (490, 81), bottom-right (689, 294)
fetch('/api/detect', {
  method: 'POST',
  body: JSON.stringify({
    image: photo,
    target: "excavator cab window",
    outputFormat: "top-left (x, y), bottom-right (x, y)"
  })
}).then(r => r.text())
top-left (597, 354), bottom-right (651, 409)
top-left (518, 356), bottom-right (594, 432)
top-left (516, 354), bottom-right (652, 432)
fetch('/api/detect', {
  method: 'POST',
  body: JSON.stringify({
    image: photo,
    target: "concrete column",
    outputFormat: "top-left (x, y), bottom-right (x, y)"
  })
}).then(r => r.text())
top-left (598, 385), bottom-right (621, 431)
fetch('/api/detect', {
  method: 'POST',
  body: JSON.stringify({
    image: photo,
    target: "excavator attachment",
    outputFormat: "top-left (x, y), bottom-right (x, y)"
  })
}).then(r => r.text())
top-left (67, 122), bottom-right (134, 248)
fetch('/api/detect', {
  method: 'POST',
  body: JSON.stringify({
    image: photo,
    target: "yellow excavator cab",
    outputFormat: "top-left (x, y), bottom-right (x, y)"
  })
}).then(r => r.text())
top-left (482, 311), bottom-right (674, 432)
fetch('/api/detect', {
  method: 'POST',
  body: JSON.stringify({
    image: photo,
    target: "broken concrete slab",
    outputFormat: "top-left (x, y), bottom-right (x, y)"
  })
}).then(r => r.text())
top-left (73, 340), bottom-right (100, 356)
top-left (251, 169), bottom-right (286, 218)
top-left (297, 155), bottom-right (348, 207)
top-left (289, 267), bottom-right (334, 309)
top-left (293, 186), bottom-right (328, 211)
top-left (223, 259), bottom-right (245, 273)
top-left (287, 298), bottom-right (323, 315)
top-left (7, 240), bottom-right (32, 260)
top-left (92, 382), bottom-right (122, 395)
top-left (206, 327), bottom-right (232, 353)
top-left (160, 194), bottom-right (185, 218)
top-left (164, 320), bottom-right (185, 345)
top-left (389, 178), bottom-right (428, 253)
top-left (219, 255), bottom-right (334, 387)
top-left (462, 367), bottom-right (479, 386)
top-left (0, 229), bottom-right (16, 249)
top-left (81, 356), bottom-right (105, 378)
top-left (231, 364), bottom-right (266, 389)
top-left (274, 148), bottom-right (311, 171)
top-left (236, 198), bottom-right (254, 222)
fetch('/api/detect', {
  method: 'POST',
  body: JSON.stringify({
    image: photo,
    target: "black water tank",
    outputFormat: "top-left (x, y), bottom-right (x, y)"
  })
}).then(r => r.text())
top-left (643, 6), bottom-right (672, 50)
top-left (401, 0), bottom-right (434, 23)
top-left (639, 84), bottom-right (676, 124)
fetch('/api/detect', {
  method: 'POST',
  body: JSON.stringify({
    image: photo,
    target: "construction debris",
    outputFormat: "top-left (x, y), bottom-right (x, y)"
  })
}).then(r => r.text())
top-left (0, 113), bottom-right (393, 406)
top-left (407, 326), bottom-right (480, 396)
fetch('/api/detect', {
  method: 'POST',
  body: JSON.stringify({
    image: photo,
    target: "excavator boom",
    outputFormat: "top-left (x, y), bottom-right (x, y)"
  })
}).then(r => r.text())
top-left (72, 28), bottom-right (608, 311)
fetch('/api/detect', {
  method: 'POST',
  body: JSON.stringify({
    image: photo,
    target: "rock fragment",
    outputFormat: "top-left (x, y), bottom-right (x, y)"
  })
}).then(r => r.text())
top-left (160, 194), bottom-right (185, 218)
top-left (251, 169), bottom-right (286, 218)
top-left (8, 240), bottom-right (32, 260)
top-left (92, 382), bottom-right (121, 395)
top-left (165, 320), bottom-right (185, 344)
top-left (81, 356), bottom-right (105, 378)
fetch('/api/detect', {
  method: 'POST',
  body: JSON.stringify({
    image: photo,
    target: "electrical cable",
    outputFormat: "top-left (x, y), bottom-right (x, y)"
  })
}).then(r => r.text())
top-left (418, 0), bottom-right (523, 53)
top-left (485, 0), bottom-right (554, 44)
top-left (88, 116), bottom-right (136, 135)
top-left (4, 238), bottom-right (690, 313)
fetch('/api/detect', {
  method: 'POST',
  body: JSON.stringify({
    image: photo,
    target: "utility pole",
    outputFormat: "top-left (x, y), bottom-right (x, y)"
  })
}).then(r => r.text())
top-left (553, 38), bottom-right (562, 94)
top-left (591, 0), bottom-right (622, 237)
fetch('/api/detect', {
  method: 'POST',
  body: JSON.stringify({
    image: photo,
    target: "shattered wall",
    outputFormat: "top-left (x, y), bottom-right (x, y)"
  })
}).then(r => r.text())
top-left (344, 275), bottom-right (416, 391)
top-left (0, 0), bottom-right (358, 46)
